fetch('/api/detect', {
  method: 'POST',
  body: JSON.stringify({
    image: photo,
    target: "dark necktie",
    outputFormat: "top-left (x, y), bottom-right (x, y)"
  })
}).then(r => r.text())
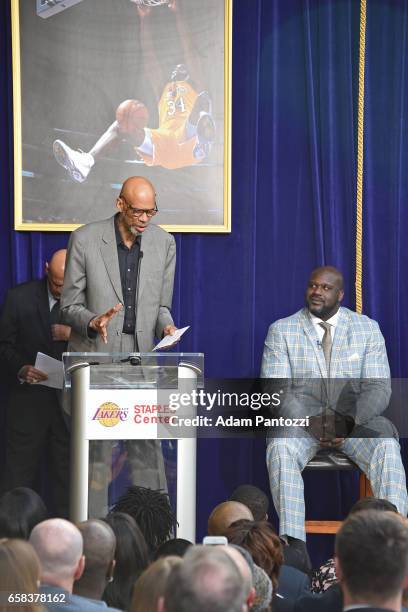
top-left (50, 299), bottom-right (60, 325)
top-left (319, 322), bottom-right (332, 369)
top-left (50, 300), bottom-right (66, 359)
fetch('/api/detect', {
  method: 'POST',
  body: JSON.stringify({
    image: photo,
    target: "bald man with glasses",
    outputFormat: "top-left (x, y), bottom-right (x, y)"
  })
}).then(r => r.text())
top-left (61, 175), bottom-right (177, 353)
top-left (61, 176), bottom-right (178, 510)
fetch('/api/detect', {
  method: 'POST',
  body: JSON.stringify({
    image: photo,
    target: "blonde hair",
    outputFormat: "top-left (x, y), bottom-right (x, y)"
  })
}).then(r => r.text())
top-left (130, 556), bottom-right (182, 612)
top-left (0, 539), bottom-right (42, 612)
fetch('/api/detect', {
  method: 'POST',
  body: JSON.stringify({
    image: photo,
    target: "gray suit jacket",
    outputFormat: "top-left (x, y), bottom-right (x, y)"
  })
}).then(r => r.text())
top-left (61, 216), bottom-right (175, 353)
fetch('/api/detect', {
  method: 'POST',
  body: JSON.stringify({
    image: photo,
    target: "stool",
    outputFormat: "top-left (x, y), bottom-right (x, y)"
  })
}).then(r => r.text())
top-left (304, 450), bottom-right (373, 534)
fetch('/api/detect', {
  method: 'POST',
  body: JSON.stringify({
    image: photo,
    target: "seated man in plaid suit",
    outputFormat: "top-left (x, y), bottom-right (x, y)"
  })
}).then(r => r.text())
top-left (261, 266), bottom-right (408, 543)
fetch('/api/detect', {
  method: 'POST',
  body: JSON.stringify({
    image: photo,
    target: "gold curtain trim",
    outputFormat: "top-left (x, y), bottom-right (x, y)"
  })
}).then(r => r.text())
top-left (355, 0), bottom-right (366, 314)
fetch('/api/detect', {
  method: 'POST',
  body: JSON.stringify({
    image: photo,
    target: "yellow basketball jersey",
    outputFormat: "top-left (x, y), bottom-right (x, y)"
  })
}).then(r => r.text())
top-left (137, 79), bottom-right (201, 169)
top-left (158, 80), bottom-right (198, 131)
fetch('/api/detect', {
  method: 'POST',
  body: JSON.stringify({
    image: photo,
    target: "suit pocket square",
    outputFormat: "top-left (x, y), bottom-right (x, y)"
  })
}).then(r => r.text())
top-left (348, 353), bottom-right (360, 361)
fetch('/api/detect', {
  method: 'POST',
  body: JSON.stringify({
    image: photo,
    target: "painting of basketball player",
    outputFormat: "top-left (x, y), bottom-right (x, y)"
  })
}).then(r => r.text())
top-left (53, 0), bottom-right (215, 181)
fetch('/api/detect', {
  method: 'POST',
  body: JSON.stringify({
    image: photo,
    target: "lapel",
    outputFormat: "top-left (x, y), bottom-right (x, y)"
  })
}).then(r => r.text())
top-left (329, 307), bottom-right (349, 376)
top-left (300, 308), bottom-right (328, 377)
top-left (36, 278), bottom-right (53, 342)
top-left (100, 217), bottom-right (123, 303)
top-left (138, 225), bottom-right (155, 302)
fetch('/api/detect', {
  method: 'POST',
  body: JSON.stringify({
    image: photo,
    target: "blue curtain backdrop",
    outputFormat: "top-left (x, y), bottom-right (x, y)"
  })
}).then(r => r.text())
top-left (1, 0), bottom-right (408, 565)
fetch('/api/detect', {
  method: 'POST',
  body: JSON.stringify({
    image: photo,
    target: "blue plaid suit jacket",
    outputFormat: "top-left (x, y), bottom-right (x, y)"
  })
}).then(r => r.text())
top-left (261, 307), bottom-right (391, 425)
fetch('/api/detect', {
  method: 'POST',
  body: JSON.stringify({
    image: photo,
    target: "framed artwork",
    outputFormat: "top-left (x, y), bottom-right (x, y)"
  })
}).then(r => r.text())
top-left (12, 0), bottom-right (231, 232)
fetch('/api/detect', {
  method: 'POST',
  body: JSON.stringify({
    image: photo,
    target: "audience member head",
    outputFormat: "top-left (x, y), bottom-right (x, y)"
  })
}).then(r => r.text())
top-left (131, 555), bottom-right (182, 612)
top-left (154, 538), bottom-right (193, 560)
top-left (222, 543), bottom-right (273, 611)
top-left (112, 486), bottom-right (177, 556)
top-left (45, 249), bottom-right (67, 300)
top-left (29, 519), bottom-right (84, 593)
top-left (228, 544), bottom-right (273, 612)
top-left (74, 519), bottom-right (116, 601)
top-left (335, 510), bottom-right (408, 609)
top-left (0, 538), bottom-right (42, 612)
top-left (221, 545), bottom-right (256, 610)
top-left (229, 485), bottom-right (269, 521)
top-left (208, 501), bottom-right (254, 536)
top-left (159, 545), bottom-right (247, 612)
top-left (251, 566), bottom-right (273, 611)
top-left (225, 519), bottom-right (283, 590)
top-left (349, 496), bottom-right (398, 515)
top-left (103, 511), bottom-right (149, 611)
top-left (0, 488), bottom-right (47, 540)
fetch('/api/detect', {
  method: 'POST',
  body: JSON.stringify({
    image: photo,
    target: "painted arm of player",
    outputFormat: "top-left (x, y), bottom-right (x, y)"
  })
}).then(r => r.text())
top-left (170, 0), bottom-right (206, 91)
top-left (137, 3), bottom-right (164, 100)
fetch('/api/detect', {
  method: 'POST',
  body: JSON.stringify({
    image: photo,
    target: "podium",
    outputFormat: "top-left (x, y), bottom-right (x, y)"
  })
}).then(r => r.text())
top-left (63, 352), bottom-right (203, 542)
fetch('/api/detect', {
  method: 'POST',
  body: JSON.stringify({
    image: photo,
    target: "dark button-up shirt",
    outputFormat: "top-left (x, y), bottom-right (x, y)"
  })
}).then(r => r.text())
top-left (115, 216), bottom-right (141, 335)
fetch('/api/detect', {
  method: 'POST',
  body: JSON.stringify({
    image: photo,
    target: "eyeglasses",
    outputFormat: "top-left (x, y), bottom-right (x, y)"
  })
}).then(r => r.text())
top-left (119, 196), bottom-right (158, 218)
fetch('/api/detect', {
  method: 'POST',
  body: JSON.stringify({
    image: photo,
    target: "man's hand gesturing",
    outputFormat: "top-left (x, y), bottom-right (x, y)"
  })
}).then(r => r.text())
top-left (89, 303), bottom-right (122, 344)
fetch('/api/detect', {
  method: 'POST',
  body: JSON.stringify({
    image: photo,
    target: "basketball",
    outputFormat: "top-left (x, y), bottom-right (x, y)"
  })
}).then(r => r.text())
top-left (116, 99), bottom-right (149, 134)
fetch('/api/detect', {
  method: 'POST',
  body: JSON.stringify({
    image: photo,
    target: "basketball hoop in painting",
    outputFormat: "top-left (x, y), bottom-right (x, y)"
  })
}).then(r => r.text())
top-left (130, 0), bottom-right (170, 6)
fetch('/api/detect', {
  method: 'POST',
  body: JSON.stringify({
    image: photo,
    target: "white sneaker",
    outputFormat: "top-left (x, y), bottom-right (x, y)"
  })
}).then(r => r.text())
top-left (53, 140), bottom-right (94, 183)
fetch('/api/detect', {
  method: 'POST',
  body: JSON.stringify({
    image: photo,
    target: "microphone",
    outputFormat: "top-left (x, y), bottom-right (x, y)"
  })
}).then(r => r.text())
top-left (316, 340), bottom-right (322, 348)
top-left (120, 355), bottom-right (141, 366)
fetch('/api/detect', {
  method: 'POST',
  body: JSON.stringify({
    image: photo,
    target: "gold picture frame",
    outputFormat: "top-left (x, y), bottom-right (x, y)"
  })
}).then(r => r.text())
top-left (12, 0), bottom-right (231, 233)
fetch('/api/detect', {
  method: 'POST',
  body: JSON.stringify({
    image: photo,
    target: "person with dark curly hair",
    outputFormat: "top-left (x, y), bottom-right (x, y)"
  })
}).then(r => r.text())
top-left (112, 486), bottom-right (177, 556)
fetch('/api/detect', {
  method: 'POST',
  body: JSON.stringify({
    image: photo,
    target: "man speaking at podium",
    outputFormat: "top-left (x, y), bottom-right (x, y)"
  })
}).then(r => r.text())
top-left (61, 176), bottom-right (178, 506)
top-left (62, 175), bottom-right (177, 353)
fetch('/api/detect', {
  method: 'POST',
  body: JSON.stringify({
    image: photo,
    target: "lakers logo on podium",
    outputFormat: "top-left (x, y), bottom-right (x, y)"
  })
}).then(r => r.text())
top-left (92, 402), bottom-right (128, 427)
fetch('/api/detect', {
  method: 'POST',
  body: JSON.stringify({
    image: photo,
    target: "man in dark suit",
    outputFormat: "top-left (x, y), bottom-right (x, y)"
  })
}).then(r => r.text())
top-left (0, 250), bottom-right (70, 516)
top-left (335, 510), bottom-right (408, 612)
